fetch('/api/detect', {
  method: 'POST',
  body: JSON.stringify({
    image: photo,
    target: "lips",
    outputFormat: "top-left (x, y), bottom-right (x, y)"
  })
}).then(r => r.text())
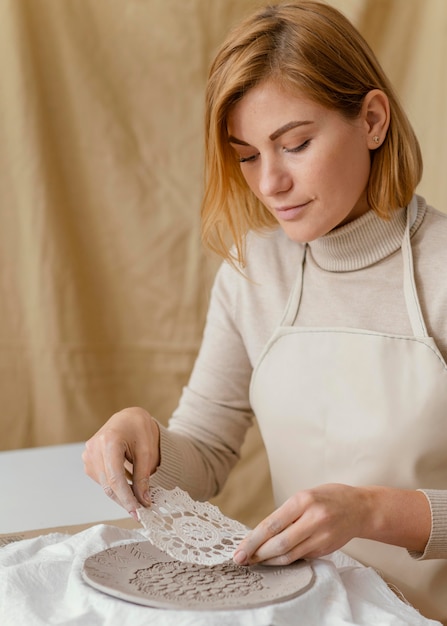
top-left (273, 200), bottom-right (312, 221)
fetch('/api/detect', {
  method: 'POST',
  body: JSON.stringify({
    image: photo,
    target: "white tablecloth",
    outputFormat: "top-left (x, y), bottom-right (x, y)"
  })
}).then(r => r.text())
top-left (0, 524), bottom-right (440, 626)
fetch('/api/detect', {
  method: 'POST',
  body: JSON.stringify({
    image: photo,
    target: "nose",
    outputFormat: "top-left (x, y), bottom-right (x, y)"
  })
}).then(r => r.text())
top-left (258, 157), bottom-right (292, 197)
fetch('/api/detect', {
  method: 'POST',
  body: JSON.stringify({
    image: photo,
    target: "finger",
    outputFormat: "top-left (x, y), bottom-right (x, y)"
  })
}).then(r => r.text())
top-left (103, 442), bottom-right (141, 516)
top-left (130, 442), bottom-right (153, 506)
top-left (82, 444), bottom-right (103, 483)
top-left (83, 446), bottom-right (117, 503)
top-left (124, 459), bottom-right (133, 476)
top-left (257, 538), bottom-right (311, 566)
top-left (99, 471), bottom-right (123, 505)
top-left (234, 514), bottom-right (286, 565)
top-left (234, 494), bottom-right (310, 565)
top-left (248, 523), bottom-right (312, 564)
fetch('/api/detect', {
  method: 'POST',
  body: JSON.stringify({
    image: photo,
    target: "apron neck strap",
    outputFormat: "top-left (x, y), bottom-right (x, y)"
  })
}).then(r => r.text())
top-left (280, 197), bottom-right (428, 337)
top-left (402, 196), bottom-right (428, 337)
top-left (280, 244), bottom-right (307, 327)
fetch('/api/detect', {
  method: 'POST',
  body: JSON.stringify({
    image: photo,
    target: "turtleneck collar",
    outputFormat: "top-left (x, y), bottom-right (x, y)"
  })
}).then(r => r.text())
top-left (307, 195), bottom-right (426, 272)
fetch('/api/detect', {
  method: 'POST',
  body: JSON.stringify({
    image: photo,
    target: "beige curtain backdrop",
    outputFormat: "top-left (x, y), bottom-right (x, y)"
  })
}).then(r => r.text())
top-left (0, 0), bottom-right (445, 527)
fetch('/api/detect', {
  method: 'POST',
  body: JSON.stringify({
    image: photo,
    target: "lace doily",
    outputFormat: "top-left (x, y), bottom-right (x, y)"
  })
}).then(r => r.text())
top-left (136, 486), bottom-right (249, 565)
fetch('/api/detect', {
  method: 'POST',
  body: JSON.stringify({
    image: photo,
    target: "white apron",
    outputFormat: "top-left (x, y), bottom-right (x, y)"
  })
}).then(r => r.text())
top-left (250, 197), bottom-right (447, 623)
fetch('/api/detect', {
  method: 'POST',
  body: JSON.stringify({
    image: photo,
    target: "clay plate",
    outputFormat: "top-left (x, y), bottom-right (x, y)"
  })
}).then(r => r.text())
top-left (82, 541), bottom-right (314, 610)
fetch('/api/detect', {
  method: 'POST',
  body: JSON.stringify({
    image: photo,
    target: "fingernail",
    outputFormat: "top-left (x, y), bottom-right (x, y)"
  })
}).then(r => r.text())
top-left (129, 510), bottom-right (138, 521)
top-left (233, 550), bottom-right (248, 565)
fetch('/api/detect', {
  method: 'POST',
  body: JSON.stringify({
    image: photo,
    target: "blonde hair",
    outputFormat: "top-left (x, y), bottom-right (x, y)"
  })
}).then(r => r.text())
top-left (202, 1), bottom-right (422, 264)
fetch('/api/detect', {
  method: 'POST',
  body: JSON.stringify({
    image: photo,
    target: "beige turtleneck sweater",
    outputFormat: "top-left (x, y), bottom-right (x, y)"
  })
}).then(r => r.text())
top-left (153, 194), bottom-right (447, 561)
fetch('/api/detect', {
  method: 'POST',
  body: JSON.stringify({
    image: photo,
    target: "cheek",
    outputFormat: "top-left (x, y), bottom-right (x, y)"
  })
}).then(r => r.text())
top-left (240, 167), bottom-right (261, 198)
top-left (318, 141), bottom-right (371, 197)
top-left (347, 149), bottom-right (371, 193)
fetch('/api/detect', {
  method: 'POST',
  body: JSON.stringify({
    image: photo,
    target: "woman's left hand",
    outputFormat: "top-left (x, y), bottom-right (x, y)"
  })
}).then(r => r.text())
top-left (233, 483), bottom-right (371, 566)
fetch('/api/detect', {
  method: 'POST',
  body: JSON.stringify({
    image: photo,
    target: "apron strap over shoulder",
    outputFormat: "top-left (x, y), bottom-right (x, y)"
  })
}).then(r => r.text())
top-left (280, 244), bottom-right (307, 327)
top-left (402, 196), bottom-right (428, 338)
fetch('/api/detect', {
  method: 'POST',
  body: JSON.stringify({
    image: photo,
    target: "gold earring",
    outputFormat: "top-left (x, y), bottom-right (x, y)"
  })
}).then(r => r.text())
top-left (373, 135), bottom-right (380, 144)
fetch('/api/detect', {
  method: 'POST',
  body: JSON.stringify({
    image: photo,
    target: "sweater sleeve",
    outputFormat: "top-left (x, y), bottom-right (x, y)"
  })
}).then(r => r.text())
top-left (150, 259), bottom-right (255, 501)
top-left (409, 490), bottom-right (447, 559)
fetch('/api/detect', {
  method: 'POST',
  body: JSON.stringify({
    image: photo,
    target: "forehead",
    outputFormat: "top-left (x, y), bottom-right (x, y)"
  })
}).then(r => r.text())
top-left (227, 79), bottom-right (328, 137)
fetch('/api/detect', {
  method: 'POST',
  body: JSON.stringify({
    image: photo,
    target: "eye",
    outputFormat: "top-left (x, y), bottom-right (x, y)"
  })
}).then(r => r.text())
top-left (284, 139), bottom-right (311, 154)
top-left (239, 153), bottom-right (259, 164)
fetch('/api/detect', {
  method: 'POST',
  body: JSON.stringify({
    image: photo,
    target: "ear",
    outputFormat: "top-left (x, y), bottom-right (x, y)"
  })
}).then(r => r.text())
top-left (361, 89), bottom-right (390, 150)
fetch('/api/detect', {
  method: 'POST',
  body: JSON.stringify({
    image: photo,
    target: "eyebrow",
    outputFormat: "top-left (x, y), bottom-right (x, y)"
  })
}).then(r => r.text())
top-left (228, 120), bottom-right (313, 145)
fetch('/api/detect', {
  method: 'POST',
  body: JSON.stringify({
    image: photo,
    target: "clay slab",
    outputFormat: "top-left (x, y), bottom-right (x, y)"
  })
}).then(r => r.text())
top-left (82, 540), bottom-right (315, 610)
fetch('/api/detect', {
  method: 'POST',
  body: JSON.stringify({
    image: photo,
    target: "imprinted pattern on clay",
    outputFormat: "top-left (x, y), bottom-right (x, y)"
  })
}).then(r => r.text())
top-left (130, 560), bottom-right (264, 602)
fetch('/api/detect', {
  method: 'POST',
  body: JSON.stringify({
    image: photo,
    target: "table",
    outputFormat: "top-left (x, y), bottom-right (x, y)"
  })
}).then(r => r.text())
top-left (0, 442), bottom-right (131, 536)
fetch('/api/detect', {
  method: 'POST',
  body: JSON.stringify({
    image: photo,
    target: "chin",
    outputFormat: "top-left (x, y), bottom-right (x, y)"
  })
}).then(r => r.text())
top-left (280, 223), bottom-right (328, 244)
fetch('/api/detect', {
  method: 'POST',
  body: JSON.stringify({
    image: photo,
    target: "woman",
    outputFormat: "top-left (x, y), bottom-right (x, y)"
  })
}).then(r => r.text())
top-left (83, 2), bottom-right (447, 621)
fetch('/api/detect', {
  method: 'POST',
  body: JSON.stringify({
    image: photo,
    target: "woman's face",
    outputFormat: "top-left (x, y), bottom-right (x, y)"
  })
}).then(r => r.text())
top-left (227, 79), bottom-right (373, 242)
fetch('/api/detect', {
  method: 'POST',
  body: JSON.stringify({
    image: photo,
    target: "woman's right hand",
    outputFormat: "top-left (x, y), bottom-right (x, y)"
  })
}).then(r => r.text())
top-left (82, 407), bottom-right (160, 519)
